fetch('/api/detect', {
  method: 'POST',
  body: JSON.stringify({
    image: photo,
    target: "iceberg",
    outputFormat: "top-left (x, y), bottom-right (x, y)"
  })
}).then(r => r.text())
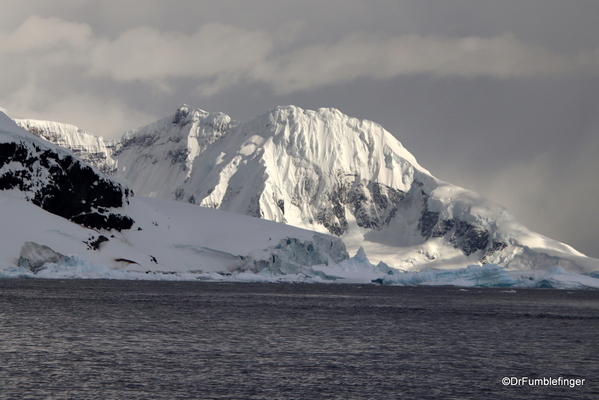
top-left (18, 241), bottom-right (65, 273)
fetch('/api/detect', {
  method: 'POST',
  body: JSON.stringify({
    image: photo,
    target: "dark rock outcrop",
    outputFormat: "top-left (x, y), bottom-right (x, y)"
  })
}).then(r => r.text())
top-left (0, 140), bottom-right (134, 231)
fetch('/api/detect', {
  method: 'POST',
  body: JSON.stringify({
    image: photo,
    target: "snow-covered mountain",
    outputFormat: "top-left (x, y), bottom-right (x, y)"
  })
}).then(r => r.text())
top-left (15, 105), bottom-right (599, 274)
top-left (1, 110), bottom-right (349, 278)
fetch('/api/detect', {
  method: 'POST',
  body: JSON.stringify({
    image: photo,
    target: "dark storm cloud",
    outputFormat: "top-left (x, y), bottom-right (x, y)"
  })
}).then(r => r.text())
top-left (1, 0), bottom-right (598, 257)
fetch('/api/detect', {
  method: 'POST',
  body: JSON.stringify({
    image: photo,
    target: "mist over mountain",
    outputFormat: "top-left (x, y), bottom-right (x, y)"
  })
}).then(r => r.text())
top-left (15, 105), bottom-right (599, 274)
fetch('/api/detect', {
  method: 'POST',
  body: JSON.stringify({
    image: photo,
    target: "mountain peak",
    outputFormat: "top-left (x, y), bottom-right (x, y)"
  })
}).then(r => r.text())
top-left (172, 104), bottom-right (192, 124)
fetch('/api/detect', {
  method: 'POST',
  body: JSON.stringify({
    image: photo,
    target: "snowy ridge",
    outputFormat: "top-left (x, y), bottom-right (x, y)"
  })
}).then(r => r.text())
top-left (13, 105), bottom-right (599, 275)
top-left (15, 119), bottom-right (118, 174)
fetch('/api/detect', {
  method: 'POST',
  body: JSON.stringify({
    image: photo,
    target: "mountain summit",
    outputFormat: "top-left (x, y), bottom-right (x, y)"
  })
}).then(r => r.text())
top-left (16, 105), bottom-right (599, 273)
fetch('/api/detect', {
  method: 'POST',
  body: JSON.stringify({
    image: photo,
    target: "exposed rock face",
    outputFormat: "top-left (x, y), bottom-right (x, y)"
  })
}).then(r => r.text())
top-left (417, 202), bottom-right (504, 257)
top-left (0, 119), bottom-right (134, 231)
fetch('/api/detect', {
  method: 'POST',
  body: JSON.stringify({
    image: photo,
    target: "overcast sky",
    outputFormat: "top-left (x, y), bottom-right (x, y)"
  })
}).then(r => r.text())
top-left (2, 0), bottom-right (598, 258)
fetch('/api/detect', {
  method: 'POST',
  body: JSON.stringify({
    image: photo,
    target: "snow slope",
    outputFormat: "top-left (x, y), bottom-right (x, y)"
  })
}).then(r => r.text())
top-left (0, 194), bottom-right (348, 276)
top-left (14, 105), bottom-right (599, 274)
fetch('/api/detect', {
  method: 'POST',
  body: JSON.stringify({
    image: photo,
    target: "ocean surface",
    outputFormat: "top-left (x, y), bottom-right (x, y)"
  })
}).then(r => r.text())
top-left (1, 279), bottom-right (598, 400)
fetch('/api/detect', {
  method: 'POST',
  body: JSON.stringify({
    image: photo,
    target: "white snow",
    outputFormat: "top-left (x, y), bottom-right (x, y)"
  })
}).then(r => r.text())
top-left (15, 118), bottom-right (118, 172)
top-left (0, 193), bottom-right (349, 275)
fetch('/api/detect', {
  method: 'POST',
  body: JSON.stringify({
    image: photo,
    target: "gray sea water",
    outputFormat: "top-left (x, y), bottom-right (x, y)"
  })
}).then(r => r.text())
top-left (0, 279), bottom-right (598, 399)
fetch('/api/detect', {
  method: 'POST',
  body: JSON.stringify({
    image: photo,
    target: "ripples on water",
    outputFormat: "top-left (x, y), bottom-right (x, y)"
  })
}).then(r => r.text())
top-left (0, 280), bottom-right (598, 399)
